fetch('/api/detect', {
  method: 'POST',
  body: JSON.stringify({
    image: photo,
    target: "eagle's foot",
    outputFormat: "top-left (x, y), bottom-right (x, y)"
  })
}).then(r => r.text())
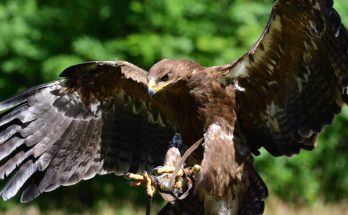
top-left (125, 164), bottom-right (201, 199)
top-left (153, 166), bottom-right (183, 176)
top-left (154, 164), bottom-right (201, 199)
top-left (126, 171), bottom-right (156, 197)
top-left (186, 164), bottom-right (201, 175)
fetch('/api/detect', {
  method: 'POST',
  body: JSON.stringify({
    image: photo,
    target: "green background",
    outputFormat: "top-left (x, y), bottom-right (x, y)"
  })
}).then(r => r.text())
top-left (0, 0), bottom-right (347, 213)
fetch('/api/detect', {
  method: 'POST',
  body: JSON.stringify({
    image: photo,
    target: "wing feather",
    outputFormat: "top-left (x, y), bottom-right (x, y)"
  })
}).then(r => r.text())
top-left (1, 160), bottom-right (37, 201)
top-left (225, 0), bottom-right (348, 156)
top-left (0, 137), bottom-right (25, 161)
top-left (0, 61), bottom-right (174, 202)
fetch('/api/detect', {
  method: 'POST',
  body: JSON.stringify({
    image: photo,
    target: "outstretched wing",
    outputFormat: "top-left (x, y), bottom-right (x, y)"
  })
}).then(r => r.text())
top-left (0, 61), bottom-right (174, 202)
top-left (225, 0), bottom-right (348, 156)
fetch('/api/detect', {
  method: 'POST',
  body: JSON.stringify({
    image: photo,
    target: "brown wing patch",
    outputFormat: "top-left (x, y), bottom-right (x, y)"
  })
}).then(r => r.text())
top-left (0, 61), bottom-right (176, 202)
top-left (61, 61), bottom-right (149, 106)
top-left (225, 0), bottom-right (348, 156)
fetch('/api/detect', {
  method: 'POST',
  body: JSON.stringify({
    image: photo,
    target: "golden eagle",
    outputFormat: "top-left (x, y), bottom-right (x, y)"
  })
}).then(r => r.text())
top-left (0, 0), bottom-right (347, 214)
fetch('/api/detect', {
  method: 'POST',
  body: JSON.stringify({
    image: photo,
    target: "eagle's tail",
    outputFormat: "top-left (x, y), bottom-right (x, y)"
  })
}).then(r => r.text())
top-left (242, 169), bottom-right (268, 215)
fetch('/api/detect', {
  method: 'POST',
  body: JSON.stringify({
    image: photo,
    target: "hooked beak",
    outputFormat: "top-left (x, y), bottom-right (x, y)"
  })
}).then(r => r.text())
top-left (148, 80), bottom-right (168, 97)
top-left (148, 80), bottom-right (158, 97)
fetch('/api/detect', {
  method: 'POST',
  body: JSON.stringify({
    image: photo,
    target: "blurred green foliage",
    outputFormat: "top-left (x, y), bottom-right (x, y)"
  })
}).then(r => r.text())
top-left (0, 0), bottom-right (347, 212)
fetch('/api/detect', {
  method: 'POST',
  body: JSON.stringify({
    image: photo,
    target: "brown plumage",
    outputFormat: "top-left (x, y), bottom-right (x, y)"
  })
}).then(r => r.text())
top-left (0, 0), bottom-right (348, 214)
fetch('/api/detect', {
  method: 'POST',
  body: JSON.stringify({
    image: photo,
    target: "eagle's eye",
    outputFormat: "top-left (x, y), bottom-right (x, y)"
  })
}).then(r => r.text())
top-left (160, 74), bottom-right (169, 82)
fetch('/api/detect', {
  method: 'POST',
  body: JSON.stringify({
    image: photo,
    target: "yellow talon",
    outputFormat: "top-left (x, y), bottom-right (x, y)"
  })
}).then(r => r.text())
top-left (192, 164), bottom-right (201, 174)
top-left (125, 164), bottom-right (201, 200)
top-left (174, 179), bottom-right (183, 189)
top-left (156, 166), bottom-right (175, 174)
top-left (178, 169), bottom-right (184, 177)
top-left (144, 172), bottom-right (155, 197)
top-left (126, 172), bottom-right (156, 197)
top-left (127, 173), bottom-right (145, 181)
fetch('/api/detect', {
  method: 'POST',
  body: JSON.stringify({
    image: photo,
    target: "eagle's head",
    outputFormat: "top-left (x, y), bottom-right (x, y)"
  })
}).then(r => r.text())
top-left (147, 59), bottom-right (204, 97)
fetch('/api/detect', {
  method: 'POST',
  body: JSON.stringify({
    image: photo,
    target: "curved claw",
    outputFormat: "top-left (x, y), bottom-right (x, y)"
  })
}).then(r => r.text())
top-left (126, 164), bottom-right (201, 201)
top-left (155, 164), bottom-right (201, 200)
top-left (150, 166), bottom-right (163, 175)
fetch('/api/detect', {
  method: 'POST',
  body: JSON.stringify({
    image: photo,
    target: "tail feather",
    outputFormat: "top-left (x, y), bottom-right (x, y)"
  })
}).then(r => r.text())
top-left (245, 170), bottom-right (268, 215)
